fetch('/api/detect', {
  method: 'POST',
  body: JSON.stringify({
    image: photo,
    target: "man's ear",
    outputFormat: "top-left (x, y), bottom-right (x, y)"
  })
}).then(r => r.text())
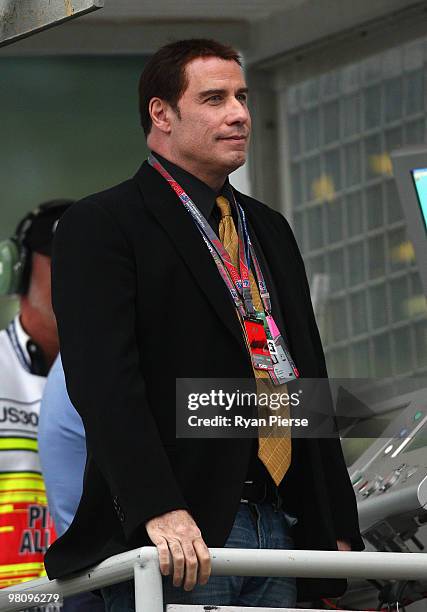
top-left (149, 98), bottom-right (173, 134)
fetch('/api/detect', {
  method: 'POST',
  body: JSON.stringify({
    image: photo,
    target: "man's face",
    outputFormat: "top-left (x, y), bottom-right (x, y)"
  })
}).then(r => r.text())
top-left (168, 57), bottom-right (251, 178)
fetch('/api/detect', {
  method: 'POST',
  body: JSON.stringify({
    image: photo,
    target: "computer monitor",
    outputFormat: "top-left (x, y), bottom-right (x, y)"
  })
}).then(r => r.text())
top-left (391, 145), bottom-right (427, 296)
top-left (411, 168), bottom-right (427, 233)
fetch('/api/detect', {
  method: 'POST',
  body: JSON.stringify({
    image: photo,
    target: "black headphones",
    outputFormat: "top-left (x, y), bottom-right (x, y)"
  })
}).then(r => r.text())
top-left (0, 199), bottom-right (73, 296)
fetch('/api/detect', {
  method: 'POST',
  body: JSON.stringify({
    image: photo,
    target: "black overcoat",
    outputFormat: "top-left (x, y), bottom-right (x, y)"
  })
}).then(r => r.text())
top-left (45, 161), bottom-right (364, 600)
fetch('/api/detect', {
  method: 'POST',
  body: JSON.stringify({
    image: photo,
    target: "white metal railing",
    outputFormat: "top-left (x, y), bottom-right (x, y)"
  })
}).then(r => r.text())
top-left (1, 548), bottom-right (427, 612)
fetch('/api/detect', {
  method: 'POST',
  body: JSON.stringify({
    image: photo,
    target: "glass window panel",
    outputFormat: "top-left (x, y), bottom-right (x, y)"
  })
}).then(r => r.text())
top-left (405, 119), bottom-right (426, 145)
top-left (346, 192), bottom-right (363, 237)
top-left (388, 227), bottom-right (408, 272)
top-left (405, 70), bottom-right (424, 115)
top-left (307, 205), bottom-right (324, 250)
top-left (326, 198), bottom-right (343, 244)
top-left (291, 161), bottom-right (303, 207)
top-left (328, 346), bottom-right (350, 377)
top-left (344, 142), bottom-right (361, 187)
top-left (305, 156), bottom-right (321, 201)
top-left (288, 115), bottom-right (301, 157)
top-left (414, 320), bottom-right (427, 367)
top-left (348, 241), bottom-right (365, 285)
top-left (410, 271), bottom-right (423, 298)
top-left (368, 234), bottom-right (386, 279)
top-left (364, 134), bottom-right (382, 181)
top-left (363, 57), bottom-right (382, 84)
top-left (0, 56), bottom-right (149, 254)
top-left (373, 333), bottom-right (392, 378)
top-left (0, 56), bottom-right (153, 326)
top-left (350, 290), bottom-right (368, 335)
top-left (329, 297), bottom-right (348, 342)
top-left (384, 77), bottom-right (403, 123)
top-left (287, 86), bottom-right (300, 114)
top-left (390, 276), bottom-right (409, 323)
top-left (303, 108), bottom-right (320, 152)
top-left (302, 78), bottom-right (320, 105)
top-left (393, 327), bottom-right (413, 375)
top-left (323, 101), bottom-right (340, 144)
top-left (385, 126), bottom-right (403, 152)
top-left (366, 184), bottom-right (384, 230)
top-left (342, 94), bottom-right (360, 137)
top-left (370, 283), bottom-right (389, 328)
top-left (385, 179), bottom-right (403, 223)
top-left (341, 65), bottom-right (360, 93)
top-left (328, 249), bottom-right (345, 292)
top-left (325, 148), bottom-right (341, 192)
top-left (293, 211), bottom-right (305, 253)
top-left (306, 254), bottom-right (325, 284)
top-left (409, 272), bottom-right (427, 317)
top-left (321, 71), bottom-right (339, 97)
top-left (364, 85), bottom-right (382, 129)
top-left (351, 340), bottom-right (371, 377)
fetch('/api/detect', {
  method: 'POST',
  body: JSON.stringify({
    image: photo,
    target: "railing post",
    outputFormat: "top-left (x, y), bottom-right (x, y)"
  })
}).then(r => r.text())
top-left (134, 549), bottom-right (163, 612)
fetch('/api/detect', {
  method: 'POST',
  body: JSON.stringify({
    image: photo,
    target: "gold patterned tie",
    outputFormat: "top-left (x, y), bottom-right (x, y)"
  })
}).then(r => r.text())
top-left (216, 195), bottom-right (291, 486)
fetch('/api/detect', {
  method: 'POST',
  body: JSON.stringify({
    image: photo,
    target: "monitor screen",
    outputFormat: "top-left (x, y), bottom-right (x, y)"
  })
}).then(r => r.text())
top-left (392, 149), bottom-right (427, 295)
top-left (411, 168), bottom-right (427, 233)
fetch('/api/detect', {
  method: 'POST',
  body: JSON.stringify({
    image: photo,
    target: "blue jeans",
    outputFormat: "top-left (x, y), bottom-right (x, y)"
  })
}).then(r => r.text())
top-left (102, 501), bottom-right (297, 610)
top-left (62, 592), bottom-right (106, 611)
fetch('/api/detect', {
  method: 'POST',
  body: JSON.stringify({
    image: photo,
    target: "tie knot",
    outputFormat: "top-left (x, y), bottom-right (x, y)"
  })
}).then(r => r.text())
top-left (216, 195), bottom-right (232, 219)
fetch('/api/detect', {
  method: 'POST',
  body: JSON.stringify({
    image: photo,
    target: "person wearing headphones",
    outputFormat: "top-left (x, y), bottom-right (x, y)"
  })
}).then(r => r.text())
top-left (0, 200), bottom-right (72, 589)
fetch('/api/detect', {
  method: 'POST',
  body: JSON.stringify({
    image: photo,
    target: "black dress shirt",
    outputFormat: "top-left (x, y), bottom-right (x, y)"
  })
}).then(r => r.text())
top-left (152, 152), bottom-right (286, 493)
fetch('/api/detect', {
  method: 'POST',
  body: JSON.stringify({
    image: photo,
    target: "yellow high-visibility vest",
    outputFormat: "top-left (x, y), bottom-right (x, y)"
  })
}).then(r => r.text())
top-left (0, 317), bottom-right (56, 588)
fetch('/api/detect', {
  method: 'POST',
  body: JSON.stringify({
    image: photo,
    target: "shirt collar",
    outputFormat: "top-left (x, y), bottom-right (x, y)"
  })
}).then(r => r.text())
top-left (151, 151), bottom-right (234, 220)
top-left (10, 314), bottom-right (48, 376)
top-left (14, 314), bottom-right (31, 364)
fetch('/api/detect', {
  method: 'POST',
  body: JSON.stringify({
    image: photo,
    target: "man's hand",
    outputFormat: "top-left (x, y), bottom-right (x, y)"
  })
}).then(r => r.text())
top-left (337, 539), bottom-right (351, 551)
top-left (145, 509), bottom-right (211, 591)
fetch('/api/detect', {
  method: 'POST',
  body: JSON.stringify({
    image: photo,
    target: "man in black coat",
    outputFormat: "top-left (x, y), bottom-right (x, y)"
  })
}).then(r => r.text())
top-left (45, 39), bottom-right (364, 610)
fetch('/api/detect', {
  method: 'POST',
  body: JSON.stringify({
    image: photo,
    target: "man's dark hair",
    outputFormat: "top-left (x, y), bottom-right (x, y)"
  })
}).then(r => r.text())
top-left (139, 38), bottom-right (242, 137)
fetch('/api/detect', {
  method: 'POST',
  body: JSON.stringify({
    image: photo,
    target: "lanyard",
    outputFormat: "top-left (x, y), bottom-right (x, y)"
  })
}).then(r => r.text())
top-left (148, 154), bottom-right (271, 318)
top-left (234, 195), bottom-right (272, 315)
